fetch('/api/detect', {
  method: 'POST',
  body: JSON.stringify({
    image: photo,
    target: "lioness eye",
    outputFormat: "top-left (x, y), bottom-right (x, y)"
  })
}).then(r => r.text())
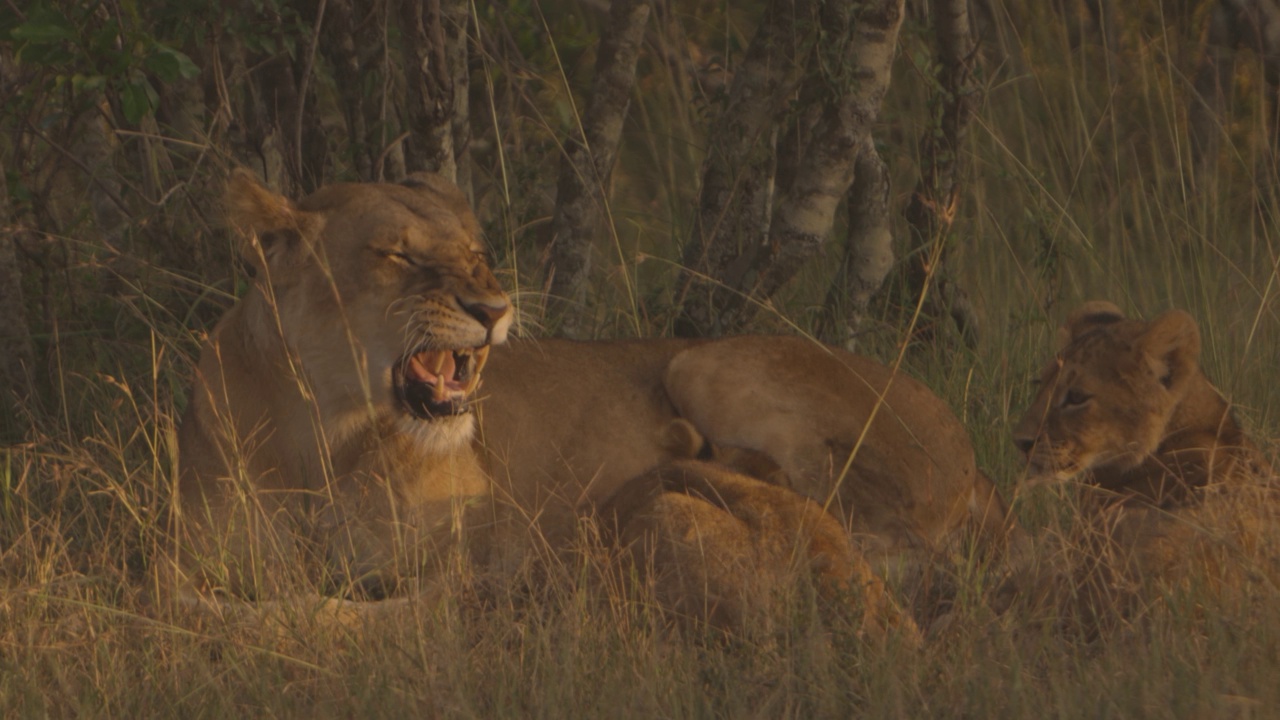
top-left (1061, 388), bottom-right (1091, 408)
top-left (381, 249), bottom-right (414, 265)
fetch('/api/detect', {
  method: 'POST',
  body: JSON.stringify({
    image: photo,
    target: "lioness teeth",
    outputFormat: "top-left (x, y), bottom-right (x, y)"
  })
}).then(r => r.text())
top-left (398, 345), bottom-right (489, 416)
top-left (463, 367), bottom-right (482, 394)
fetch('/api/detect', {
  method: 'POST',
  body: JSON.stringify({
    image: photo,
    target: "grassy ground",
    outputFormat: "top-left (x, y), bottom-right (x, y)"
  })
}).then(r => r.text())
top-left (4, 1), bottom-right (1280, 717)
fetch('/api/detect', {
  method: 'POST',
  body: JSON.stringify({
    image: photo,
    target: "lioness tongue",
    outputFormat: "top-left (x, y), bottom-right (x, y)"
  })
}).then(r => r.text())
top-left (406, 350), bottom-right (463, 402)
top-left (408, 351), bottom-right (454, 384)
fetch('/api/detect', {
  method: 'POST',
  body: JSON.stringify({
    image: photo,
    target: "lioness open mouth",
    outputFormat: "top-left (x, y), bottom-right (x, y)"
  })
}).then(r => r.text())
top-left (393, 345), bottom-right (491, 420)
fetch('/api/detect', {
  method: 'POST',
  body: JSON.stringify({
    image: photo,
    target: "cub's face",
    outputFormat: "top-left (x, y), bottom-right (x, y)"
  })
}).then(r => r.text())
top-left (227, 172), bottom-right (512, 447)
top-left (1012, 303), bottom-right (1201, 484)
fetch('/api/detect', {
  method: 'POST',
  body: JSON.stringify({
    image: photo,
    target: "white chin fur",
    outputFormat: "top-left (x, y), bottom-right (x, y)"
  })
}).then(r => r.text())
top-left (395, 413), bottom-right (476, 454)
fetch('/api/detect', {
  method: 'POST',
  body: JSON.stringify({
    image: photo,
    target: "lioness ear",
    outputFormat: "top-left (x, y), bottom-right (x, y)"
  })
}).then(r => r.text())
top-left (1137, 309), bottom-right (1201, 392)
top-left (1058, 300), bottom-right (1126, 348)
top-left (225, 169), bottom-right (321, 275)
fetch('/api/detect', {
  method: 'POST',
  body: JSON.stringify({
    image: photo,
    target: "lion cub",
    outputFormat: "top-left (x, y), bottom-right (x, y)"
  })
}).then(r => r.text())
top-left (598, 420), bottom-right (920, 643)
top-left (1011, 302), bottom-right (1278, 622)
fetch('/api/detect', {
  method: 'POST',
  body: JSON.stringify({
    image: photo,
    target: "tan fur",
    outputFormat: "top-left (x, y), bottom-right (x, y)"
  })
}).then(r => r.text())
top-left (1011, 302), bottom-right (1277, 620)
top-left (476, 337), bottom-right (1017, 579)
top-left (1013, 302), bottom-right (1265, 500)
top-left (176, 173), bottom-right (1010, 611)
top-left (660, 338), bottom-right (1020, 567)
top-left (173, 171), bottom-right (512, 599)
top-left (599, 453), bottom-right (921, 643)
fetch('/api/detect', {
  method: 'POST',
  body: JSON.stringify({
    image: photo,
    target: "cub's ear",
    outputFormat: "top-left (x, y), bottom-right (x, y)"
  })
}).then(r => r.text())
top-left (224, 169), bottom-right (321, 276)
top-left (1057, 300), bottom-right (1126, 348)
top-left (1137, 309), bottom-right (1201, 393)
top-left (661, 418), bottom-right (707, 460)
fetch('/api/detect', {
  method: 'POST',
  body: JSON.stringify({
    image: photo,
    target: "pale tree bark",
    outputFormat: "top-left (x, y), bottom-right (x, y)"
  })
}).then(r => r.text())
top-left (674, 0), bottom-right (821, 336)
top-left (401, 0), bottom-right (460, 181)
top-left (902, 0), bottom-right (982, 345)
top-left (737, 0), bottom-right (905, 323)
top-left (543, 0), bottom-right (652, 338)
top-left (443, 0), bottom-right (473, 197)
top-left (819, 138), bottom-right (893, 350)
top-left (677, 0), bottom-right (905, 335)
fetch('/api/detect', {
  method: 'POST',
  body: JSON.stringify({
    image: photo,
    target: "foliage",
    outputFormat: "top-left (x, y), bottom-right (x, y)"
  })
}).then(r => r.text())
top-left (5, 1), bottom-right (199, 124)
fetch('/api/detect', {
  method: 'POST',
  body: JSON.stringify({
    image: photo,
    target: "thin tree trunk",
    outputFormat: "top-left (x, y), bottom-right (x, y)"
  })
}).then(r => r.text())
top-left (0, 154), bottom-right (35, 439)
top-left (401, 0), bottom-right (459, 180)
top-left (543, 0), bottom-right (652, 338)
top-left (902, 0), bottom-right (981, 344)
top-left (223, 11), bottom-right (326, 197)
top-left (736, 0), bottom-right (905, 321)
top-left (673, 0), bottom-right (821, 336)
top-left (820, 138), bottom-right (893, 350)
top-left (679, 0), bottom-right (904, 335)
top-left (443, 0), bottom-right (473, 198)
top-left (324, 0), bottom-right (378, 180)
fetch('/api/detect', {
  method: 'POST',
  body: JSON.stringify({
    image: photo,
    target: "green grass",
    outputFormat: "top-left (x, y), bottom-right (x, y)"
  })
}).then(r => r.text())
top-left (4, 1), bottom-right (1280, 717)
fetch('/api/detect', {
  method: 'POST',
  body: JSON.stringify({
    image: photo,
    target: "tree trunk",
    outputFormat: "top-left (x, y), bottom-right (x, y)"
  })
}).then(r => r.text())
top-left (543, 0), bottom-right (652, 338)
top-left (738, 0), bottom-right (905, 320)
top-left (401, 0), bottom-right (460, 180)
top-left (820, 138), bottom-right (893, 350)
top-left (223, 4), bottom-right (328, 197)
top-left (902, 0), bottom-right (981, 345)
top-left (323, 0), bottom-right (379, 180)
top-left (674, 0), bottom-right (821, 336)
top-left (0, 154), bottom-right (35, 440)
top-left (678, 0), bottom-right (904, 335)
top-left (443, 0), bottom-right (473, 197)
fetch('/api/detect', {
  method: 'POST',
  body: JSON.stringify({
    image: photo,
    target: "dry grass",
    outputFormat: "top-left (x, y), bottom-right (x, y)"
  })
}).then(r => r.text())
top-left (4, 0), bottom-right (1280, 716)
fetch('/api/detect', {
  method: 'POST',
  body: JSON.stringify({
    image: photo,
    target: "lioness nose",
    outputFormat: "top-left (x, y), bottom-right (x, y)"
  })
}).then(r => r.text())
top-left (461, 298), bottom-right (509, 329)
top-left (1013, 437), bottom-right (1035, 455)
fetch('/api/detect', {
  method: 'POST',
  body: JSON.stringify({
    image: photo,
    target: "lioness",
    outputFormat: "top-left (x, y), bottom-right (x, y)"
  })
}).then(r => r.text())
top-left (174, 170), bottom-right (512, 599)
top-left (1012, 302), bottom-right (1277, 616)
top-left (173, 171), bottom-right (1008, 605)
top-left (599, 420), bottom-right (921, 642)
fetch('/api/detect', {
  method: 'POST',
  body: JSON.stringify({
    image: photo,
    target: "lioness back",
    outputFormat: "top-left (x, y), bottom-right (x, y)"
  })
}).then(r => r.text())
top-left (477, 336), bottom-right (1014, 572)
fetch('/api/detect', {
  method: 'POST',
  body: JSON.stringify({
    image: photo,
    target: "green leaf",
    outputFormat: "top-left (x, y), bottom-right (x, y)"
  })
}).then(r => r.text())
top-left (71, 74), bottom-right (107, 93)
top-left (10, 7), bottom-right (73, 45)
top-left (146, 43), bottom-right (199, 83)
top-left (120, 79), bottom-right (154, 123)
